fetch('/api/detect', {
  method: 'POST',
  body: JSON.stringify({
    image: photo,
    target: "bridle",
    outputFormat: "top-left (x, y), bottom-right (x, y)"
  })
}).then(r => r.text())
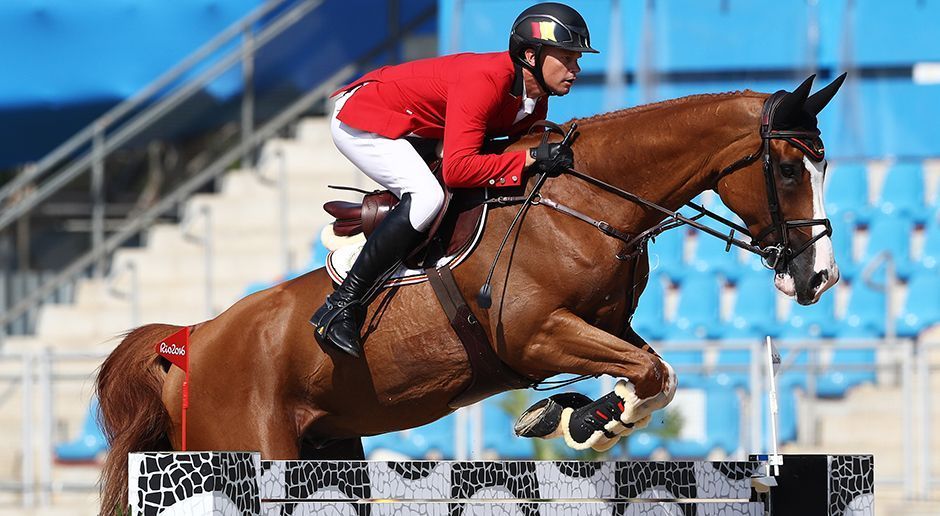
top-left (477, 93), bottom-right (833, 306)
top-left (704, 89), bottom-right (832, 271)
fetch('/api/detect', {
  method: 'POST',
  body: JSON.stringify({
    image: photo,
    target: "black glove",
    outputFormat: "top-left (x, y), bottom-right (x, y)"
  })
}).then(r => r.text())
top-left (529, 140), bottom-right (574, 177)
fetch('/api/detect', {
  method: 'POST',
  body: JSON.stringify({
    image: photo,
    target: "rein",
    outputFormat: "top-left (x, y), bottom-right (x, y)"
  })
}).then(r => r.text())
top-left (482, 93), bottom-right (833, 279)
top-left (483, 153), bottom-right (771, 266)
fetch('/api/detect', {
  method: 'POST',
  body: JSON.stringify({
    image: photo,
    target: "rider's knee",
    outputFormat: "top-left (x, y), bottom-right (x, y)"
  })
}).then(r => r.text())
top-left (422, 182), bottom-right (445, 213)
top-left (408, 183), bottom-right (445, 231)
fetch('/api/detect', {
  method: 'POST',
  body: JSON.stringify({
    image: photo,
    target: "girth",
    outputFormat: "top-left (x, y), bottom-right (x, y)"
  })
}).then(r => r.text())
top-left (426, 265), bottom-right (535, 409)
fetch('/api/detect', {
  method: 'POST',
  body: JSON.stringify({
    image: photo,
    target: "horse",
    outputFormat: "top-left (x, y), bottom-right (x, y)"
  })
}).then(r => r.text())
top-left (96, 74), bottom-right (845, 513)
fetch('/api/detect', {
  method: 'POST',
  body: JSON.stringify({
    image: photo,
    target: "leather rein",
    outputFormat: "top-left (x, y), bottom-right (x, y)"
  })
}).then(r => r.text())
top-left (483, 93), bottom-right (832, 282)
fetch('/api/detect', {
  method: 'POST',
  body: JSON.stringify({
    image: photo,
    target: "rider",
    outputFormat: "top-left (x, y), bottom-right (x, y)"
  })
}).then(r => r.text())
top-left (311, 2), bottom-right (599, 358)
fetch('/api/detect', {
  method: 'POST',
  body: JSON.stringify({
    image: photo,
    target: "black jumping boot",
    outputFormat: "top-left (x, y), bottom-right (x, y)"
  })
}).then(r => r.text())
top-left (311, 194), bottom-right (424, 357)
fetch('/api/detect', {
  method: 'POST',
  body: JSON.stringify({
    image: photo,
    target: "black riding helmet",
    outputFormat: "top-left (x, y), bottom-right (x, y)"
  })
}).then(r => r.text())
top-left (509, 2), bottom-right (599, 96)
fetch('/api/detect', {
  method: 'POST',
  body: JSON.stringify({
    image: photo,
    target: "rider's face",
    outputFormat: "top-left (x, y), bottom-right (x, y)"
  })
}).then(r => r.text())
top-left (539, 47), bottom-right (581, 96)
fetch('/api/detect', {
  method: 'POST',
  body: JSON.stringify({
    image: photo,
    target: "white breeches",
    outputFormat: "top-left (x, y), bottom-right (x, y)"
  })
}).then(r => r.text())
top-left (330, 89), bottom-right (444, 232)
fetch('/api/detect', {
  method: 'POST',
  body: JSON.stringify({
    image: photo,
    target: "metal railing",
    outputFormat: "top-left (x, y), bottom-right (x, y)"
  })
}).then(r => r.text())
top-left (0, 0), bottom-right (324, 335)
top-left (0, 0), bottom-right (307, 217)
top-left (0, 0), bottom-right (438, 344)
top-left (0, 271), bottom-right (74, 335)
top-left (3, 349), bottom-right (107, 507)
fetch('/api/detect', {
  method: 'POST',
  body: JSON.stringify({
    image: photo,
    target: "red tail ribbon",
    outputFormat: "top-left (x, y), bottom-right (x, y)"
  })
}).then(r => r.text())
top-left (154, 326), bottom-right (191, 450)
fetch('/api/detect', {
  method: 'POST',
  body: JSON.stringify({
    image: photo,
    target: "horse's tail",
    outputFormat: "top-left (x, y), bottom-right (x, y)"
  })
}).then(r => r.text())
top-left (96, 323), bottom-right (181, 515)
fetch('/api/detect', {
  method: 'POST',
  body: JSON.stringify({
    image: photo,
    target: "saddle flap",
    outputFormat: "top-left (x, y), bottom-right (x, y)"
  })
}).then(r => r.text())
top-left (323, 191), bottom-right (399, 238)
top-left (324, 201), bottom-right (363, 221)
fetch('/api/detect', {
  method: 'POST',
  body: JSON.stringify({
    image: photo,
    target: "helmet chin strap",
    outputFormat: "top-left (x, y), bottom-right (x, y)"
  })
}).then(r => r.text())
top-left (522, 47), bottom-right (562, 97)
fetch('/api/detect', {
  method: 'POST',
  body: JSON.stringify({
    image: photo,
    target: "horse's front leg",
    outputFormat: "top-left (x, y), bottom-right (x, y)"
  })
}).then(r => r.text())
top-left (511, 309), bottom-right (677, 452)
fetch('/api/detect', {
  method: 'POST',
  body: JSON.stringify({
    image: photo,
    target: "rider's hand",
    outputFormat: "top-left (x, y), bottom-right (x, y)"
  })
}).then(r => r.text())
top-left (529, 141), bottom-right (574, 177)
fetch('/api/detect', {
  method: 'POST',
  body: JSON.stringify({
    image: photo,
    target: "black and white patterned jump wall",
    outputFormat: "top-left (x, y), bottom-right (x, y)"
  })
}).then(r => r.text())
top-left (127, 453), bottom-right (873, 515)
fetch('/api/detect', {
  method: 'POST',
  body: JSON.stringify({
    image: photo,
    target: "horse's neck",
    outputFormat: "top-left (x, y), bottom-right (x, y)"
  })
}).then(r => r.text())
top-left (563, 95), bottom-right (761, 233)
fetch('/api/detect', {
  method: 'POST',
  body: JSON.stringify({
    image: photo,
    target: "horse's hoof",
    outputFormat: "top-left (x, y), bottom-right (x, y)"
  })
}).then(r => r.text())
top-left (514, 392), bottom-right (592, 438)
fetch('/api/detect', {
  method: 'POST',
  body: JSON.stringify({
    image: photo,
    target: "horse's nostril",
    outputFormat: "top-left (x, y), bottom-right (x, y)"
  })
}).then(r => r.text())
top-left (811, 270), bottom-right (829, 290)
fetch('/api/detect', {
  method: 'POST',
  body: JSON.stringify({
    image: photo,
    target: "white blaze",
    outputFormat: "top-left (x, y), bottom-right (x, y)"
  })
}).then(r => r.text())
top-left (774, 157), bottom-right (839, 300)
top-left (806, 157), bottom-right (838, 282)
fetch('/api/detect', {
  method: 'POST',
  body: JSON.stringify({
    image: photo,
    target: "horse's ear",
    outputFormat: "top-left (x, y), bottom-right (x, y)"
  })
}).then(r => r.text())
top-left (772, 74), bottom-right (815, 129)
top-left (804, 73), bottom-right (847, 116)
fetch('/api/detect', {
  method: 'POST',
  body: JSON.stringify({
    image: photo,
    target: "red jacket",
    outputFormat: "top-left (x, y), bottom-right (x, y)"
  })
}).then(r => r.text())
top-left (333, 51), bottom-right (548, 189)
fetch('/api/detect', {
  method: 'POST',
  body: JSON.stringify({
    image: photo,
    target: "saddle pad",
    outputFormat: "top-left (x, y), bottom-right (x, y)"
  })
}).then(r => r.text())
top-left (325, 204), bottom-right (489, 287)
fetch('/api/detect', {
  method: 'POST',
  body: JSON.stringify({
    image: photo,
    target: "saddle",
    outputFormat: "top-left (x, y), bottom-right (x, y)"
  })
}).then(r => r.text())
top-left (323, 138), bottom-right (512, 270)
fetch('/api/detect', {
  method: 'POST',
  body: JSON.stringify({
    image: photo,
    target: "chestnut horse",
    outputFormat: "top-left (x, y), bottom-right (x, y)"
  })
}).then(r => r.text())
top-left (96, 75), bottom-right (844, 512)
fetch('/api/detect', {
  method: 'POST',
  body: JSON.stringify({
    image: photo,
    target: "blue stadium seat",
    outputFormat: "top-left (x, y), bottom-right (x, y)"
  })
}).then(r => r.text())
top-left (714, 348), bottom-right (751, 390)
top-left (841, 282), bottom-right (887, 337)
top-left (715, 345), bottom-right (802, 443)
top-left (877, 162), bottom-right (928, 224)
top-left (689, 234), bottom-right (743, 282)
top-left (715, 350), bottom-right (803, 444)
top-left (724, 271), bottom-right (779, 339)
top-left (648, 228), bottom-right (687, 283)
top-left (852, 0), bottom-right (940, 67)
top-left (653, 1), bottom-right (811, 71)
top-left (633, 273), bottom-right (667, 341)
top-left (55, 397), bottom-right (109, 462)
top-left (857, 78), bottom-right (940, 158)
top-left (818, 284), bottom-right (881, 397)
top-left (828, 215), bottom-right (858, 281)
top-left (896, 273), bottom-right (940, 337)
top-left (780, 291), bottom-right (838, 339)
top-left (919, 216), bottom-right (940, 272)
top-left (663, 275), bottom-right (723, 341)
top-left (816, 344), bottom-right (877, 398)
top-left (825, 163), bottom-right (871, 226)
top-left (857, 217), bottom-right (915, 281)
top-left (778, 347), bottom-right (813, 393)
top-left (658, 374), bottom-right (740, 458)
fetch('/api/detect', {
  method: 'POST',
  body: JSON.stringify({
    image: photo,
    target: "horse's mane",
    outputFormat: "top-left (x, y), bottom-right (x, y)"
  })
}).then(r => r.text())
top-left (571, 89), bottom-right (766, 127)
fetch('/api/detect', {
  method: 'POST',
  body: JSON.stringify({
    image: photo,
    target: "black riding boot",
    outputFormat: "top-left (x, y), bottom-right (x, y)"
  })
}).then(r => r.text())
top-left (310, 194), bottom-right (424, 357)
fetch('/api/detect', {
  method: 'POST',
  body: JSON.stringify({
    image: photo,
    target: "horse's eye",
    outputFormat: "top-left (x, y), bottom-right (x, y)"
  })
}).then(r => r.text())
top-left (779, 163), bottom-right (800, 180)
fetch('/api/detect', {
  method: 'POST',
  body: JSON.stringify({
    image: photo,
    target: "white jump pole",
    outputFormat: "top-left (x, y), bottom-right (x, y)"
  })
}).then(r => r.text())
top-left (765, 336), bottom-right (783, 476)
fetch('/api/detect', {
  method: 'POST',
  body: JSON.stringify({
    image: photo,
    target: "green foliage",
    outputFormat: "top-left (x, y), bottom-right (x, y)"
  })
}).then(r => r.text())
top-left (648, 407), bottom-right (684, 440)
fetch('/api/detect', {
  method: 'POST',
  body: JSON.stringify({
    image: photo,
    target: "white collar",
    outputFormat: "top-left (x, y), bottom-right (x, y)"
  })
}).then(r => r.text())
top-left (521, 80), bottom-right (537, 115)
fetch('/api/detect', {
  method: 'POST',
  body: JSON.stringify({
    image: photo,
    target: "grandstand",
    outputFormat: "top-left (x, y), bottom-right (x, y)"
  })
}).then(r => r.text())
top-left (1, 1), bottom-right (938, 515)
